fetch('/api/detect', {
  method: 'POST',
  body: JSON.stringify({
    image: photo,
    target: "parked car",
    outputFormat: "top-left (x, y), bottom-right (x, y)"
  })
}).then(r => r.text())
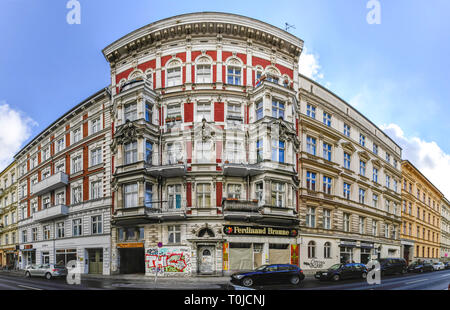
top-left (444, 262), bottom-right (450, 270)
top-left (24, 264), bottom-right (68, 280)
top-left (314, 263), bottom-right (368, 282)
top-left (230, 264), bottom-right (305, 287)
top-left (373, 258), bottom-right (407, 276)
top-left (407, 261), bottom-right (434, 273)
top-left (432, 262), bottom-right (446, 271)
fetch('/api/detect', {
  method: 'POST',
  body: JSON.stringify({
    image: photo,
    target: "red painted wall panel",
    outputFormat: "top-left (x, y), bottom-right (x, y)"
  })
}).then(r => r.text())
top-left (186, 183), bottom-right (192, 207)
top-left (216, 182), bottom-right (223, 207)
top-left (214, 102), bottom-right (224, 122)
top-left (184, 102), bottom-right (194, 123)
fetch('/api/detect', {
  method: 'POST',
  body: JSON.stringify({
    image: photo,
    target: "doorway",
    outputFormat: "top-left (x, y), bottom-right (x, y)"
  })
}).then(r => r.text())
top-left (198, 246), bottom-right (215, 275)
top-left (119, 248), bottom-right (145, 274)
top-left (88, 249), bottom-right (103, 274)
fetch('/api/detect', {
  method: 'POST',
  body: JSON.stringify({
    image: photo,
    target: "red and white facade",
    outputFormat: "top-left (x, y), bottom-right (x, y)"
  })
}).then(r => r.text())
top-left (16, 89), bottom-right (113, 275)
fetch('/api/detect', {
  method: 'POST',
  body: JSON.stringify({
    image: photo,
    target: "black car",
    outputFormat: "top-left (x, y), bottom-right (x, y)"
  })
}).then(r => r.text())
top-left (314, 263), bottom-right (368, 282)
top-left (445, 262), bottom-right (450, 270)
top-left (230, 264), bottom-right (305, 287)
top-left (375, 258), bottom-right (407, 276)
top-left (407, 261), bottom-right (434, 273)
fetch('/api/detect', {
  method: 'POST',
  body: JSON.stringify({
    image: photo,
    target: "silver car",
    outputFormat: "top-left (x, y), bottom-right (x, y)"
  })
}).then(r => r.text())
top-left (24, 264), bottom-right (68, 280)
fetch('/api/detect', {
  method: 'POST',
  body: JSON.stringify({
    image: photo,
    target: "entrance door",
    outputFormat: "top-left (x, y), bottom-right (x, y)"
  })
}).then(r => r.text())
top-left (198, 246), bottom-right (215, 274)
top-left (88, 249), bottom-right (103, 274)
top-left (119, 248), bottom-right (145, 274)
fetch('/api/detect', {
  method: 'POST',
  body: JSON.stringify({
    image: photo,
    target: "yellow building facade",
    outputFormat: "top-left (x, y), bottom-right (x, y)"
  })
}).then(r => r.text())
top-left (0, 161), bottom-right (18, 269)
top-left (401, 160), bottom-right (442, 264)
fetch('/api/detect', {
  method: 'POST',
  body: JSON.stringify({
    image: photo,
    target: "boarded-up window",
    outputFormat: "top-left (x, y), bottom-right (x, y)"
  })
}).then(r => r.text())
top-left (229, 243), bottom-right (252, 270)
top-left (269, 244), bottom-right (290, 264)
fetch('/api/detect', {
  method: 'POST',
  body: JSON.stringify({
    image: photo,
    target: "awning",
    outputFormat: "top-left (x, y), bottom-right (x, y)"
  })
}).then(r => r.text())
top-left (21, 248), bottom-right (36, 252)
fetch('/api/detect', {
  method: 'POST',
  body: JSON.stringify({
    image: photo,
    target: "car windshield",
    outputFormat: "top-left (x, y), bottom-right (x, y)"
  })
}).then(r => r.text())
top-left (54, 265), bottom-right (66, 269)
top-left (328, 264), bottom-right (342, 270)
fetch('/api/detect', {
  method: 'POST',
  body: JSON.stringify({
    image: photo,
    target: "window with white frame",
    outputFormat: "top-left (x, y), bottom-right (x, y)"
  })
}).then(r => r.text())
top-left (344, 213), bottom-right (351, 232)
top-left (196, 102), bottom-right (211, 122)
top-left (227, 184), bottom-right (241, 199)
top-left (323, 143), bottom-right (332, 161)
top-left (168, 225), bottom-right (181, 244)
top-left (22, 230), bottom-right (27, 243)
top-left (42, 147), bottom-right (50, 161)
top-left (308, 241), bottom-right (316, 258)
top-left (43, 197), bottom-right (50, 209)
top-left (344, 124), bottom-right (351, 137)
top-left (92, 215), bottom-right (102, 234)
top-left (306, 207), bottom-right (316, 228)
top-left (124, 183), bottom-right (138, 208)
top-left (124, 141), bottom-right (138, 165)
top-left (306, 136), bottom-right (316, 156)
top-left (72, 185), bottom-right (82, 204)
top-left (43, 225), bottom-right (50, 240)
top-left (227, 102), bottom-right (242, 122)
top-left (91, 148), bottom-right (102, 166)
top-left (73, 218), bottom-right (82, 236)
top-left (227, 65), bottom-right (241, 85)
top-left (386, 175), bottom-right (390, 188)
top-left (57, 222), bottom-right (65, 238)
top-left (196, 59), bottom-right (212, 83)
top-left (91, 118), bottom-right (101, 134)
top-left (344, 152), bottom-right (351, 170)
top-left (91, 180), bottom-right (101, 199)
top-left (373, 194), bottom-right (379, 208)
top-left (271, 100), bottom-right (285, 119)
top-left (31, 201), bottom-right (38, 214)
top-left (343, 183), bottom-right (351, 199)
top-left (359, 160), bottom-right (366, 176)
top-left (32, 227), bottom-right (37, 241)
top-left (271, 139), bottom-right (285, 163)
top-left (306, 172), bottom-right (316, 191)
top-left (372, 220), bottom-right (378, 236)
top-left (256, 100), bottom-right (264, 121)
top-left (373, 143), bottom-right (378, 155)
top-left (166, 103), bottom-right (181, 126)
top-left (324, 242), bottom-right (331, 258)
top-left (373, 168), bottom-right (378, 183)
top-left (195, 140), bottom-right (212, 163)
top-left (359, 134), bottom-right (366, 147)
top-left (256, 182), bottom-right (263, 203)
top-left (167, 62), bottom-right (182, 87)
top-left (56, 137), bottom-right (65, 152)
top-left (359, 217), bottom-right (365, 234)
top-left (271, 182), bottom-right (285, 207)
top-left (73, 128), bottom-right (81, 143)
top-left (145, 183), bottom-right (153, 208)
top-left (167, 184), bottom-right (181, 209)
top-left (124, 103), bottom-right (137, 122)
top-left (226, 141), bottom-right (243, 163)
top-left (196, 183), bottom-right (211, 208)
top-left (323, 176), bottom-right (332, 194)
top-left (323, 209), bottom-right (331, 229)
top-left (306, 104), bottom-right (316, 119)
top-left (323, 112), bottom-right (332, 127)
top-left (359, 188), bottom-right (366, 204)
top-left (56, 191), bottom-right (65, 205)
top-left (384, 224), bottom-right (389, 238)
top-left (72, 155), bottom-right (82, 174)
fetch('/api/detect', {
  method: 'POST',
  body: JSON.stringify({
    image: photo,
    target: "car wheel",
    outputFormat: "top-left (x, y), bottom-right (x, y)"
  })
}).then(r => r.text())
top-left (361, 272), bottom-right (367, 279)
top-left (401, 268), bottom-right (407, 275)
top-left (25, 271), bottom-right (31, 278)
top-left (242, 277), bottom-right (253, 287)
top-left (332, 274), bottom-right (340, 282)
top-left (45, 273), bottom-right (52, 280)
top-left (290, 275), bottom-right (300, 286)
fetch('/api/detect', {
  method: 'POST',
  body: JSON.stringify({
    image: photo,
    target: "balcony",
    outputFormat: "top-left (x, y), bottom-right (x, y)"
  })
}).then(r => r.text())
top-left (146, 151), bottom-right (186, 178)
top-left (33, 172), bottom-right (68, 196)
top-left (113, 201), bottom-right (186, 225)
top-left (222, 151), bottom-right (264, 177)
top-left (33, 204), bottom-right (69, 222)
top-left (223, 199), bottom-right (260, 212)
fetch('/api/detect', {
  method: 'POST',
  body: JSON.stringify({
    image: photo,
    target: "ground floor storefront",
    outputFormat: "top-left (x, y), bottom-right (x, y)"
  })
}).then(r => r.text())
top-left (18, 235), bottom-right (111, 275)
top-left (401, 240), bottom-right (415, 265)
top-left (0, 248), bottom-right (19, 269)
top-left (299, 235), bottom-right (401, 273)
top-left (110, 222), bottom-right (299, 277)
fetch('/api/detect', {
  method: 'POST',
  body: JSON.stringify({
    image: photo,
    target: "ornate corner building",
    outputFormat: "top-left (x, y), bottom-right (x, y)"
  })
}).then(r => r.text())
top-left (0, 162), bottom-right (19, 268)
top-left (3, 12), bottom-right (440, 277)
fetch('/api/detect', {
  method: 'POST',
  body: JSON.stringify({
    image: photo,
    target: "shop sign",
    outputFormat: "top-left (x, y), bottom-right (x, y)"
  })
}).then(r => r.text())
top-left (117, 242), bottom-right (144, 248)
top-left (24, 244), bottom-right (33, 250)
top-left (340, 240), bottom-right (357, 247)
top-left (223, 225), bottom-right (298, 237)
top-left (360, 242), bottom-right (374, 248)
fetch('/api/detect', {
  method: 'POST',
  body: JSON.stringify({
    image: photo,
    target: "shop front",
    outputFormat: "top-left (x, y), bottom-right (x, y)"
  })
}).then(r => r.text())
top-left (359, 242), bottom-right (374, 264)
top-left (20, 245), bottom-right (36, 268)
top-left (117, 242), bottom-right (145, 274)
top-left (222, 224), bottom-right (299, 275)
top-left (339, 240), bottom-right (357, 264)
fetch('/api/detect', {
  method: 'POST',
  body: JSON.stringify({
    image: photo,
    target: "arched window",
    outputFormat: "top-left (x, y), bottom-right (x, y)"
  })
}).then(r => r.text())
top-left (226, 58), bottom-right (242, 86)
top-left (308, 241), bottom-right (316, 258)
top-left (324, 242), bottom-right (331, 258)
top-left (196, 57), bottom-right (212, 84)
top-left (166, 60), bottom-right (182, 87)
top-left (266, 67), bottom-right (280, 84)
top-left (255, 66), bottom-right (264, 86)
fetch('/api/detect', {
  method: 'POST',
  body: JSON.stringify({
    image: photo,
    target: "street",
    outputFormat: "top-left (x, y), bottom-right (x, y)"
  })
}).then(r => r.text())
top-left (0, 269), bottom-right (449, 290)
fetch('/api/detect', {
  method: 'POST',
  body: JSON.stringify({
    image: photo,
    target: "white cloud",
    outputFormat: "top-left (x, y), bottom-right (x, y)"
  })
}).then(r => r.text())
top-left (0, 102), bottom-right (37, 171)
top-left (380, 123), bottom-right (450, 199)
top-left (299, 47), bottom-right (324, 81)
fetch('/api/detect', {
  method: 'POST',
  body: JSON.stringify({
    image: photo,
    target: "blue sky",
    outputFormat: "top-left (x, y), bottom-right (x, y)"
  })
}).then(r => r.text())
top-left (1, 0), bottom-right (449, 196)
